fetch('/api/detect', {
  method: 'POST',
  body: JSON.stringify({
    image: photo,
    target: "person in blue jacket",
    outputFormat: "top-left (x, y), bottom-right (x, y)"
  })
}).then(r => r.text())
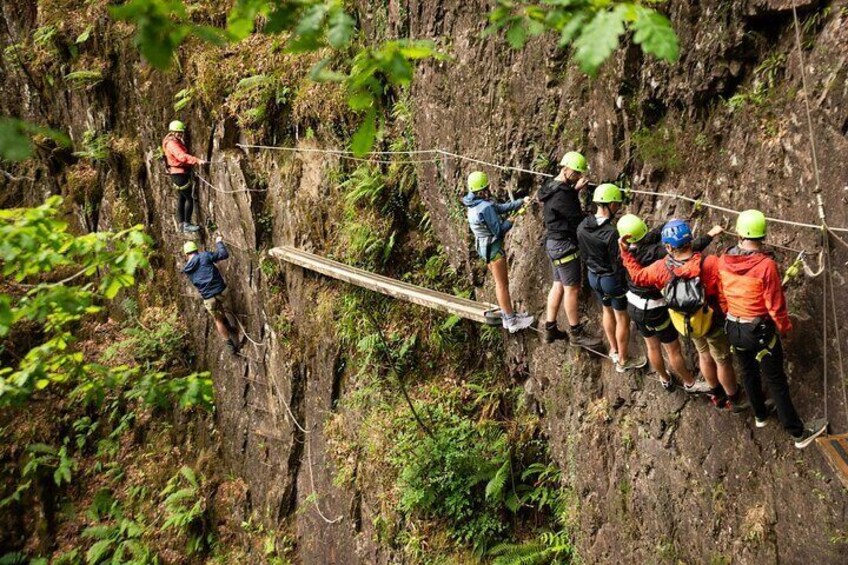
top-left (462, 171), bottom-right (534, 333)
top-left (182, 236), bottom-right (239, 354)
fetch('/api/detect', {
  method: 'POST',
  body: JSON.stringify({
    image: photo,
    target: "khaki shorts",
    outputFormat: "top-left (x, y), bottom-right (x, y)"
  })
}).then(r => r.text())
top-left (691, 324), bottom-right (731, 362)
top-left (203, 292), bottom-right (225, 317)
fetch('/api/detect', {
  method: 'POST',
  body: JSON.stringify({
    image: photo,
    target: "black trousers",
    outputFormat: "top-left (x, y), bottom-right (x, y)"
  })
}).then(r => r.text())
top-left (171, 174), bottom-right (194, 224)
top-left (725, 319), bottom-right (804, 436)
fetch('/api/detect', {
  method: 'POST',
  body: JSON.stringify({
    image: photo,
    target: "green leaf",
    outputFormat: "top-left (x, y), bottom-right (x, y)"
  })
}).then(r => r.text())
top-left (505, 21), bottom-right (528, 49)
top-left (350, 107), bottom-right (377, 157)
top-left (76, 26), bottom-right (93, 44)
top-left (227, 0), bottom-right (269, 40)
top-left (485, 458), bottom-right (510, 500)
top-left (631, 9), bottom-right (680, 62)
top-left (86, 538), bottom-right (114, 564)
top-left (327, 9), bottom-right (356, 49)
top-left (573, 8), bottom-right (627, 75)
top-left (309, 59), bottom-right (347, 83)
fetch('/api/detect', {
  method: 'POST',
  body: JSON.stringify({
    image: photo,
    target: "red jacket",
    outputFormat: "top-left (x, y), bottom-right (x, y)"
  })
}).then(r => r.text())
top-left (163, 135), bottom-right (200, 174)
top-left (717, 248), bottom-right (792, 334)
top-left (620, 249), bottom-right (725, 311)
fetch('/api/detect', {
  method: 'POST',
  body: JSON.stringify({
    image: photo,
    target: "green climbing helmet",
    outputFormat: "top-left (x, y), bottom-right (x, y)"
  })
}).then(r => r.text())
top-left (183, 241), bottom-right (198, 254)
top-left (559, 151), bottom-right (588, 173)
top-left (593, 183), bottom-right (623, 204)
top-left (468, 171), bottom-right (490, 192)
top-left (736, 209), bottom-right (767, 239)
top-left (169, 120), bottom-right (186, 133)
top-left (617, 213), bottom-right (648, 243)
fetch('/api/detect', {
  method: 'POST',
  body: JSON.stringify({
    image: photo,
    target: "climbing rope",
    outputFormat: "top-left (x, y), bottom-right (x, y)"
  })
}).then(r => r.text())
top-left (790, 0), bottom-right (847, 429)
top-left (244, 356), bottom-right (343, 525)
top-left (195, 171), bottom-right (270, 194)
top-left (235, 143), bottom-right (848, 234)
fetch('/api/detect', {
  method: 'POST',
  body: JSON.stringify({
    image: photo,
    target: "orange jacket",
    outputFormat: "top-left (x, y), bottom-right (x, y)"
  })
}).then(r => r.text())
top-left (162, 135), bottom-right (200, 174)
top-left (717, 248), bottom-right (792, 334)
top-left (620, 249), bottom-right (725, 312)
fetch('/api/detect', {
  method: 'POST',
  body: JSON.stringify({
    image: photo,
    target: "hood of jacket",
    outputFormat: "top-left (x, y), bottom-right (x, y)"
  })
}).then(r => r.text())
top-left (462, 192), bottom-right (484, 207)
top-left (538, 178), bottom-right (575, 202)
top-left (183, 253), bottom-right (201, 275)
top-left (580, 214), bottom-right (610, 232)
top-left (719, 246), bottom-right (773, 275)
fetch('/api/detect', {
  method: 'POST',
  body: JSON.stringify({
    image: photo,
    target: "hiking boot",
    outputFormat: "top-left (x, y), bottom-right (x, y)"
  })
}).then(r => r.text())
top-left (754, 399), bottom-right (776, 428)
top-left (615, 355), bottom-right (647, 373)
top-left (226, 338), bottom-right (240, 355)
top-left (793, 418), bottom-right (828, 449)
top-left (184, 223), bottom-right (201, 233)
top-left (503, 313), bottom-right (535, 334)
top-left (569, 324), bottom-right (605, 350)
top-left (683, 380), bottom-right (712, 394)
top-left (543, 322), bottom-right (569, 344)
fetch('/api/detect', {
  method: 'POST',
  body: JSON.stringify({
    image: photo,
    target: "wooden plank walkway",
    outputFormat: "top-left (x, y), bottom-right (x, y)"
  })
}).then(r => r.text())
top-left (269, 246), bottom-right (499, 325)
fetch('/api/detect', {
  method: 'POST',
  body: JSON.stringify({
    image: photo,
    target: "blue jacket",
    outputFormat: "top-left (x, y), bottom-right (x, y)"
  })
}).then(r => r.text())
top-left (462, 193), bottom-right (524, 256)
top-left (183, 242), bottom-right (228, 299)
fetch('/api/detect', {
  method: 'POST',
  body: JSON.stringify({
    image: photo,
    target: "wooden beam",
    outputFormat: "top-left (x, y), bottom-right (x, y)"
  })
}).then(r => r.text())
top-left (269, 246), bottom-right (499, 324)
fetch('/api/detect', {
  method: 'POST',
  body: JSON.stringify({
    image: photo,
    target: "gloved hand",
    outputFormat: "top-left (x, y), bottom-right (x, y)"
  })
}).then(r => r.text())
top-left (215, 234), bottom-right (223, 244)
top-left (707, 225), bottom-right (724, 238)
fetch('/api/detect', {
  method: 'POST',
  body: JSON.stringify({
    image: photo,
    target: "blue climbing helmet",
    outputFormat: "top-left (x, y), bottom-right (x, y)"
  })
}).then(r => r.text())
top-left (661, 219), bottom-right (693, 249)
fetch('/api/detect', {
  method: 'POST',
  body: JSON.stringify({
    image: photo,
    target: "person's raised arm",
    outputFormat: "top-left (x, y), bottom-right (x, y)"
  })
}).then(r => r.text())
top-left (211, 235), bottom-right (229, 262)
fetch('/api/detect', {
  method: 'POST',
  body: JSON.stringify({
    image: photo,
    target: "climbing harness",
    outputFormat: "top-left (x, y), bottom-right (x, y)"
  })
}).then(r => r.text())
top-left (552, 252), bottom-right (579, 266)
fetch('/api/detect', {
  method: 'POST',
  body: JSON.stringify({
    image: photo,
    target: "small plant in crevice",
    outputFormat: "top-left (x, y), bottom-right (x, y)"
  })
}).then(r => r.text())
top-left (630, 122), bottom-right (682, 172)
top-left (81, 492), bottom-right (157, 565)
top-left (160, 466), bottom-right (213, 556)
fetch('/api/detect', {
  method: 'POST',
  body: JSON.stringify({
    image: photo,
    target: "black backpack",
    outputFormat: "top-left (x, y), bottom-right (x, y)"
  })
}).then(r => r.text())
top-left (663, 257), bottom-right (713, 338)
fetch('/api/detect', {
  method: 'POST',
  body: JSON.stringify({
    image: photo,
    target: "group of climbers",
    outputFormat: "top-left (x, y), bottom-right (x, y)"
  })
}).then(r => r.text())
top-left (162, 121), bottom-right (240, 354)
top-left (164, 118), bottom-right (827, 449)
top-left (461, 151), bottom-right (827, 449)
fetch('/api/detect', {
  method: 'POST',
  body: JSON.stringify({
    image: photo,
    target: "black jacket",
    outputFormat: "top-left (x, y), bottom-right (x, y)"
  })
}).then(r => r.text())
top-left (576, 215), bottom-right (624, 279)
top-left (538, 178), bottom-right (585, 243)
top-left (625, 227), bottom-right (715, 298)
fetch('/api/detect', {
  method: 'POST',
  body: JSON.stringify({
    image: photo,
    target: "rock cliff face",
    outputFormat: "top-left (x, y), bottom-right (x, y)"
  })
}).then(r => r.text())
top-left (2, 0), bottom-right (848, 563)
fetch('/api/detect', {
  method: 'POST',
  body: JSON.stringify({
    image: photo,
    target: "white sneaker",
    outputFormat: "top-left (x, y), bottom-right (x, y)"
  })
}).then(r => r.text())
top-left (609, 351), bottom-right (620, 364)
top-left (502, 313), bottom-right (535, 333)
top-left (683, 380), bottom-right (712, 394)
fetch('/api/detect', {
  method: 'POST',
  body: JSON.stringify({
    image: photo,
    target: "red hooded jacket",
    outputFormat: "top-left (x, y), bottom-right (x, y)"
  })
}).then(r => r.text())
top-left (717, 248), bottom-right (792, 334)
top-left (620, 249), bottom-right (725, 312)
top-left (163, 135), bottom-right (200, 174)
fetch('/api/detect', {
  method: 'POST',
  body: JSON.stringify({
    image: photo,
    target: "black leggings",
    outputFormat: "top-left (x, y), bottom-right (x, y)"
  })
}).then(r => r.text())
top-left (725, 319), bottom-right (804, 436)
top-left (171, 174), bottom-right (194, 224)
top-left (177, 189), bottom-right (194, 224)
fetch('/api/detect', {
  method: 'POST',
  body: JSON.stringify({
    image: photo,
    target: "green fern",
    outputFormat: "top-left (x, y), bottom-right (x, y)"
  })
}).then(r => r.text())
top-left (489, 530), bottom-right (573, 565)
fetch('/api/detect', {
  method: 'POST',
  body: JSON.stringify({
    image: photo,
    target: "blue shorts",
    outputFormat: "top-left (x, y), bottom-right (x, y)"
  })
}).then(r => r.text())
top-left (587, 272), bottom-right (627, 311)
top-left (478, 240), bottom-right (504, 264)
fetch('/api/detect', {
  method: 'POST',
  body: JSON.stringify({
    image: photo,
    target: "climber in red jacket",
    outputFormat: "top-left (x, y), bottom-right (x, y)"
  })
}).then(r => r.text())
top-left (619, 219), bottom-right (746, 412)
top-left (163, 120), bottom-right (207, 233)
top-left (717, 210), bottom-right (827, 448)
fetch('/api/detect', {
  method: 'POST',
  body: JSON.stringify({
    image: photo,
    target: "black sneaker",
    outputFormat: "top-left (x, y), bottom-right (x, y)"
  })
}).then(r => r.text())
top-left (754, 399), bottom-right (776, 428)
top-left (793, 419), bottom-right (828, 449)
top-left (543, 323), bottom-right (569, 344)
